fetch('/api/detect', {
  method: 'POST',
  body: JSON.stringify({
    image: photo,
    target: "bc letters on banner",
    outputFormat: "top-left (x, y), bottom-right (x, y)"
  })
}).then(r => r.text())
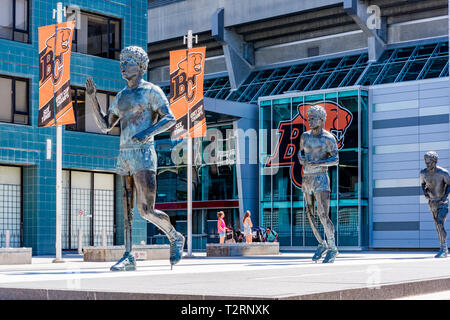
top-left (38, 20), bottom-right (76, 127)
top-left (169, 47), bottom-right (206, 140)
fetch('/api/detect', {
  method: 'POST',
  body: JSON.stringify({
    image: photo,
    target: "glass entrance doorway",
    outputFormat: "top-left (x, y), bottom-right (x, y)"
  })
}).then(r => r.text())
top-left (0, 165), bottom-right (22, 247)
top-left (62, 170), bottom-right (116, 250)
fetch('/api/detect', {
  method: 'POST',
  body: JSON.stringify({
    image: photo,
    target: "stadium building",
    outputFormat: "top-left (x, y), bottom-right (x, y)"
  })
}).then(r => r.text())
top-left (0, 0), bottom-right (449, 254)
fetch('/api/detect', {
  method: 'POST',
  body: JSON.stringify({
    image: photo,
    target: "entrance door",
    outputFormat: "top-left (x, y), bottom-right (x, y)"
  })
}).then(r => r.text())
top-left (62, 170), bottom-right (115, 250)
top-left (0, 166), bottom-right (22, 247)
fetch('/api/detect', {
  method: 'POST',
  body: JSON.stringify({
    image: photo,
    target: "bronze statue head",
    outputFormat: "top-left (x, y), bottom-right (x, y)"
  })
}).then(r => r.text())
top-left (119, 46), bottom-right (149, 79)
top-left (307, 105), bottom-right (327, 129)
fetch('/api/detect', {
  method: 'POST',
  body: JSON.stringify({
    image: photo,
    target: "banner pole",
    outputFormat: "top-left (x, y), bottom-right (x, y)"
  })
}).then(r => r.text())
top-left (53, 2), bottom-right (65, 263)
top-left (185, 30), bottom-right (196, 257)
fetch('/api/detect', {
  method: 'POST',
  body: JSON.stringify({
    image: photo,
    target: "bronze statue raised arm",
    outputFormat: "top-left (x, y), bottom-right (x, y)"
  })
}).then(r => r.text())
top-left (86, 46), bottom-right (185, 271)
top-left (420, 151), bottom-right (449, 258)
top-left (298, 105), bottom-right (339, 263)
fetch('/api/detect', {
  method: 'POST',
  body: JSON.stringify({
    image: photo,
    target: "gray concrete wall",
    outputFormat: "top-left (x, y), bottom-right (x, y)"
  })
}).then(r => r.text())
top-left (148, 0), bottom-right (341, 43)
top-left (370, 78), bottom-right (450, 248)
top-left (149, 19), bottom-right (448, 80)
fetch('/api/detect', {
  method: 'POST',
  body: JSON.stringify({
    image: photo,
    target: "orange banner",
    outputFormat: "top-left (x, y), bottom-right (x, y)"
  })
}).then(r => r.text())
top-left (38, 21), bottom-right (75, 127)
top-left (169, 47), bottom-right (207, 140)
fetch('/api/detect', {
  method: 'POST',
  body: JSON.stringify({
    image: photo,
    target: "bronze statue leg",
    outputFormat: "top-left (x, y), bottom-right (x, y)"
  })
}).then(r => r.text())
top-left (304, 192), bottom-right (323, 243)
top-left (432, 206), bottom-right (448, 247)
top-left (315, 191), bottom-right (335, 242)
top-left (133, 170), bottom-right (185, 266)
top-left (122, 175), bottom-right (135, 253)
top-left (315, 191), bottom-right (338, 263)
top-left (109, 175), bottom-right (137, 271)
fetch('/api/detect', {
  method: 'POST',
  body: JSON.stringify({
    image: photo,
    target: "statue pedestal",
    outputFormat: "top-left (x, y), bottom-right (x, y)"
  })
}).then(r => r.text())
top-left (206, 242), bottom-right (279, 257)
top-left (0, 248), bottom-right (32, 265)
top-left (83, 245), bottom-right (170, 262)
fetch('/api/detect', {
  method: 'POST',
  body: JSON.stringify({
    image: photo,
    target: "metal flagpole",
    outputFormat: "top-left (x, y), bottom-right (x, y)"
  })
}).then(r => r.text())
top-left (183, 30), bottom-right (197, 257)
top-left (52, 2), bottom-right (65, 263)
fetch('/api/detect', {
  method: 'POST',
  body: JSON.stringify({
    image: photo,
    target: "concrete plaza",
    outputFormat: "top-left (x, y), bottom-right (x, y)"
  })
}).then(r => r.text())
top-left (0, 251), bottom-right (450, 300)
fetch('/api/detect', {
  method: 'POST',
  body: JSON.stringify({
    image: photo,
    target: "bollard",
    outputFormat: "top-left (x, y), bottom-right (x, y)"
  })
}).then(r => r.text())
top-left (102, 228), bottom-right (107, 247)
top-left (78, 229), bottom-right (83, 255)
top-left (5, 230), bottom-right (10, 248)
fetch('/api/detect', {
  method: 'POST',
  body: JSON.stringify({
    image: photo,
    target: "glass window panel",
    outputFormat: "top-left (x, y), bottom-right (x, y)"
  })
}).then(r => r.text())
top-left (292, 208), bottom-right (304, 246)
top-left (0, 0), bottom-right (13, 40)
top-left (342, 68), bottom-right (364, 86)
top-left (434, 42), bottom-right (448, 57)
top-left (286, 64), bottom-right (307, 77)
top-left (204, 89), bottom-right (219, 98)
top-left (340, 55), bottom-right (361, 68)
top-left (391, 47), bottom-right (415, 62)
top-left (360, 64), bottom-right (383, 85)
top-left (423, 57), bottom-right (448, 79)
top-left (326, 70), bottom-right (348, 88)
top-left (203, 78), bottom-right (216, 89)
top-left (76, 14), bottom-right (89, 53)
top-left (251, 81), bottom-right (278, 102)
top-left (0, 77), bottom-right (12, 122)
top-left (94, 173), bottom-right (114, 191)
top-left (15, 0), bottom-right (27, 30)
top-left (321, 58), bottom-right (342, 71)
top-left (356, 54), bottom-right (368, 66)
top-left (272, 208), bottom-right (291, 246)
top-left (0, 166), bottom-right (21, 248)
top-left (227, 86), bottom-right (247, 101)
top-left (260, 104), bottom-right (272, 202)
top-left (71, 171), bottom-right (92, 249)
top-left (241, 71), bottom-right (259, 86)
top-left (109, 19), bottom-right (120, 50)
top-left (290, 76), bottom-right (313, 91)
top-left (13, 114), bottom-right (27, 124)
top-left (309, 72), bottom-right (331, 90)
top-left (252, 69), bottom-right (275, 83)
top-left (376, 49), bottom-right (395, 63)
top-left (13, 31), bottom-right (27, 42)
top-left (269, 67), bottom-right (290, 80)
top-left (88, 14), bottom-right (108, 58)
top-left (237, 84), bottom-right (260, 102)
top-left (210, 77), bottom-right (228, 89)
top-left (400, 60), bottom-right (426, 82)
top-left (75, 88), bottom-right (86, 131)
top-left (272, 78), bottom-right (295, 95)
top-left (302, 61), bottom-right (323, 75)
top-left (415, 43), bottom-right (436, 58)
top-left (14, 80), bottom-right (27, 113)
top-left (337, 93), bottom-right (358, 150)
top-left (215, 87), bottom-right (231, 100)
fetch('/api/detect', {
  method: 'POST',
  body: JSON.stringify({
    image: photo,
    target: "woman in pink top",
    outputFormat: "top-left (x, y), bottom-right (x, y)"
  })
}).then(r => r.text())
top-left (217, 211), bottom-right (229, 244)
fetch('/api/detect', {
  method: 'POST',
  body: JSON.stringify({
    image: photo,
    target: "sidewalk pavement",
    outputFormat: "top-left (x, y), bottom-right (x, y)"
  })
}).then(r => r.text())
top-left (0, 251), bottom-right (450, 300)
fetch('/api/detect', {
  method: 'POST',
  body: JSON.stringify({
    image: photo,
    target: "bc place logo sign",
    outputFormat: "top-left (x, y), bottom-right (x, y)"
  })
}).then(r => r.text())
top-left (265, 101), bottom-right (353, 189)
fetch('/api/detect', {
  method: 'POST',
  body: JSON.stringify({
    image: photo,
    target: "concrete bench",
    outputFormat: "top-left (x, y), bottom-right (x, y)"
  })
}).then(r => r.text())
top-left (83, 245), bottom-right (170, 262)
top-left (0, 248), bottom-right (32, 265)
top-left (206, 242), bottom-right (279, 257)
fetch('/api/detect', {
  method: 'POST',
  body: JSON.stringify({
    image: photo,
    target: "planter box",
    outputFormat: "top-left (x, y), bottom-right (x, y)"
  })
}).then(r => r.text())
top-left (0, 248), bottom-right (32, 265)
top-left (206, 242), bottom-right (279, 257)
top-left (83, 245), bottom-right (170, 262)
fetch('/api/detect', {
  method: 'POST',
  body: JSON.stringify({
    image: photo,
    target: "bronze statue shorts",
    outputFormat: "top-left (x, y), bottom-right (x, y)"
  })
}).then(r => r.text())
top-left (302, 172), bottom-right (330, 195)
top-left (115, 145), bottom-right (157, 176)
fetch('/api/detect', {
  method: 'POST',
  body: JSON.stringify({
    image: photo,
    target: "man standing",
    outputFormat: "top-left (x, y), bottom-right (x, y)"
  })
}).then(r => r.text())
top-left (298, 105), bottom-right (339, 263)
top-left (420, 151), bottom-right (450, 258)
top-left (86, 46), bottom-right (185, 271)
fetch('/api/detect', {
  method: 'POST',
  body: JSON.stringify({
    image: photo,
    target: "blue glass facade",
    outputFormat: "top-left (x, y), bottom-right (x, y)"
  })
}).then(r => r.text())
top-left (259, 89), bottom-right (369, 248)
top-left (0, 0), bottom-right (148, 255)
